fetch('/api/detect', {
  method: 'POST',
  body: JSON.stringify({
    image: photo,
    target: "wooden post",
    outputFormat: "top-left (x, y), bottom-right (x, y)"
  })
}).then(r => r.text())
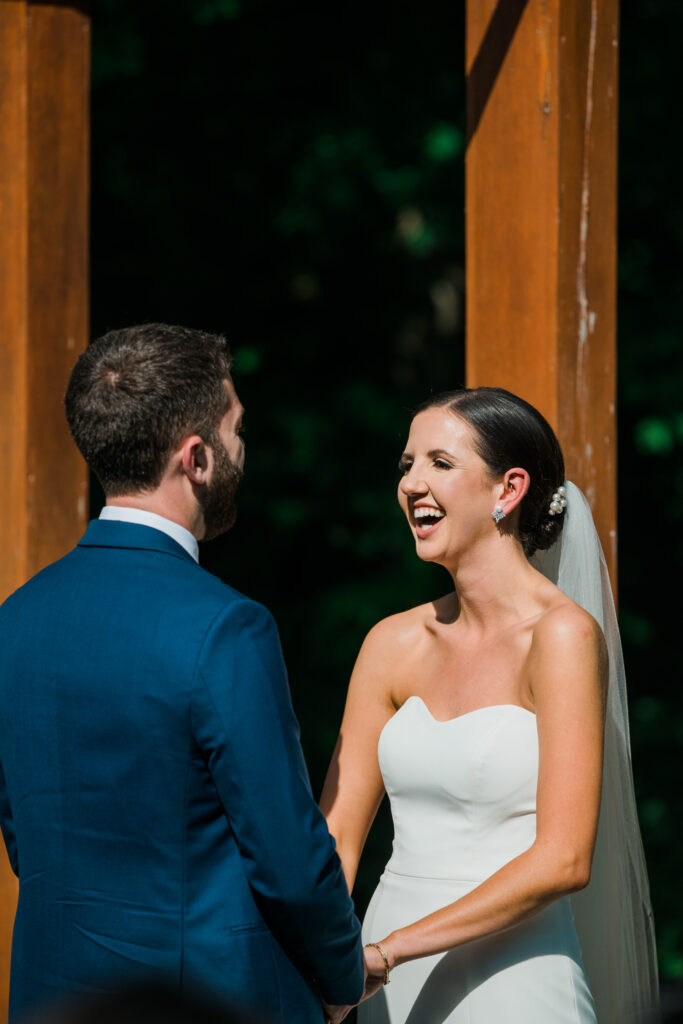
top-left (465, 0), bottom-right (619, 581)
top-left (0, 1), bottom-right (90, 1015)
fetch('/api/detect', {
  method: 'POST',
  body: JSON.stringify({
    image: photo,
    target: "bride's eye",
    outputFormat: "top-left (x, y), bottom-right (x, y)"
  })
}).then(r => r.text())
top-left (398, 459), bottom-right (412, 475)
top-left (433, 458), bottom-right (452, 470)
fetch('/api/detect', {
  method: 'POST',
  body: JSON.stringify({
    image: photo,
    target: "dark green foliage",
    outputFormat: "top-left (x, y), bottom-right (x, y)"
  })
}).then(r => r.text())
top-left (618, 0), bottom-right (683, 981)
top-left (90, 0), bottom-right (683, 983)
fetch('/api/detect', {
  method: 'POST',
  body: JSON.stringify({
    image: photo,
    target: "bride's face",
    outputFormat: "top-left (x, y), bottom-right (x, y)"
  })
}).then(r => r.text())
top-left (397, 408), bottom-right (501, 565)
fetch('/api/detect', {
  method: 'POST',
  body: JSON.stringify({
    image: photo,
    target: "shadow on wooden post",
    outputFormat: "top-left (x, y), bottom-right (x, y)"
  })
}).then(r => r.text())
top-left (465, 0), bottom-right (619, 587)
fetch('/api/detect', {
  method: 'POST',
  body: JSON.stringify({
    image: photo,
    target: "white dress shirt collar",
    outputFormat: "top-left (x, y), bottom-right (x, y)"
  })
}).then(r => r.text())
top-left (99, 506), bottom-right (199, 563)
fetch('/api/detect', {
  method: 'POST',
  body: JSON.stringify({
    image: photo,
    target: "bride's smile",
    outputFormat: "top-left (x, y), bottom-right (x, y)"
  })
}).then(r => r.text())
top-left (411, 503), bottom-right (446, 539)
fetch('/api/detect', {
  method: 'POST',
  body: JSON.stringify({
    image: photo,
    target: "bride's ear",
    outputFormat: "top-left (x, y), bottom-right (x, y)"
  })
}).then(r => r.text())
top-left (497, 468), bottom-right (530, 516)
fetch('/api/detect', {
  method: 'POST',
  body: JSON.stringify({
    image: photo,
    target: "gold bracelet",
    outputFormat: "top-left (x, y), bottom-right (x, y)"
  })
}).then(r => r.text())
top-left (365, 942), bottom-right (391, 985)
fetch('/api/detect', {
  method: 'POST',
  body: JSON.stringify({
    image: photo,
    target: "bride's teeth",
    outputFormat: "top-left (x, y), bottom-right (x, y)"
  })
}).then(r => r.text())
top-left (414, 508), bottom-right (444, 519)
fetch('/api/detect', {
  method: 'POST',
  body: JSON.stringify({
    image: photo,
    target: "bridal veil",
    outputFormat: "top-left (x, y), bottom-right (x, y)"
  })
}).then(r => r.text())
top-left (532, 481), bottom-right (659, 1023)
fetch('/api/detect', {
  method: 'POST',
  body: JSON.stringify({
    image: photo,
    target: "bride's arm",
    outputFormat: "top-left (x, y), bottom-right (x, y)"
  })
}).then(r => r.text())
top-left (320, 616), bottom-right (405, 892)
top-left (364, 603), bottom-right (607, 978)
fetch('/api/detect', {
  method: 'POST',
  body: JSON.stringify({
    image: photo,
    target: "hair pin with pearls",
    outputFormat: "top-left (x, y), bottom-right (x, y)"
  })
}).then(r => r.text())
top-left (549, 486), bottom-right (567, 516)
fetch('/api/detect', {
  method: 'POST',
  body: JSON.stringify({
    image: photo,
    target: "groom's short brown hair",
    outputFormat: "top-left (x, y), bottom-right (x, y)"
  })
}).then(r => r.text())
top-left (65, 323), bottom-right (233, 496)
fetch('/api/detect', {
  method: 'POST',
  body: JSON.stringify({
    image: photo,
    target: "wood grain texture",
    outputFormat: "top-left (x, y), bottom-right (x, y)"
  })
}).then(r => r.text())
top-left (26, 2), bottom-right (90, 577)
top-left (0, 1), bottom-right (30, 619)
top-left (465, 0), bottom-right (618, 582)
top-left (0, 3), bottom-right (90, 1016)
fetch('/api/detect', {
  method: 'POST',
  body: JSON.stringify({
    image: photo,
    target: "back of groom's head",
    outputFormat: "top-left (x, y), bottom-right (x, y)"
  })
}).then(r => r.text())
top-left (65, 323), bottom-right (233, 497)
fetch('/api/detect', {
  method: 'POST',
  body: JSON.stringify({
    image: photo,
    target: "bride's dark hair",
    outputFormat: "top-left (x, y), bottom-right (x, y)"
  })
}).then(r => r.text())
top-left (416, 387), bottom-right (565, 557)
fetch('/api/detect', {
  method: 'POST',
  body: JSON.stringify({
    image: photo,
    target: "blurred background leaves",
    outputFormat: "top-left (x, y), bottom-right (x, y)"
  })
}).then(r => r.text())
top-left (90, 0), bottom-right (683, 984)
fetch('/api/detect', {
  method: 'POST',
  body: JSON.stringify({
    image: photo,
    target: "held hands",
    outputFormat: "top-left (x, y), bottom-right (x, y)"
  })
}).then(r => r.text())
top-left (362, 941), bottom-right (392, 1002)
top-left (321, 958), bottom-right (369, 1024)
top-left (321, 940), bottom-right (393, 1021)
top-left (321, 1000), bottom-right (353, 1024)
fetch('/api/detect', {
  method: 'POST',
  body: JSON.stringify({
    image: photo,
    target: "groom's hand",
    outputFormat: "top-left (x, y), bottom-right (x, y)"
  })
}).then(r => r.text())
top-left (321, 1000), bottom-right (352, 1024)
top-left (360, 974), bottom-right (385, 1003)
top-left (321, 958), bottom-right (368, 1022)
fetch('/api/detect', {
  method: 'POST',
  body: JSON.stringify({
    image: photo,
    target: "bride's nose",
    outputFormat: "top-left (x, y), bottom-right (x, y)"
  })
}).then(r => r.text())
top-left (399, 466), bottom-right (429, 497)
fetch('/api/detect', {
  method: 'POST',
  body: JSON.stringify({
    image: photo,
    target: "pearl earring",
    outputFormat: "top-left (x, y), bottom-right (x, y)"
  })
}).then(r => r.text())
top-left (492, 505), bottom-right (506, 524)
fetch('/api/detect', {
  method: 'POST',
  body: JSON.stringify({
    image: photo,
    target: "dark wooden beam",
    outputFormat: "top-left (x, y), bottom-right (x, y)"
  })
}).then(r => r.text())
top-left (0, 2), bottom-right (90, 1015)
top-left (465, 0), bottom-right (619, 583)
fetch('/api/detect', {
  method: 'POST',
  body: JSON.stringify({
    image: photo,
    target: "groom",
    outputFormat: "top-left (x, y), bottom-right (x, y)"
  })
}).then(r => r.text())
top-left (0, 324), bottom-right (364, 1023)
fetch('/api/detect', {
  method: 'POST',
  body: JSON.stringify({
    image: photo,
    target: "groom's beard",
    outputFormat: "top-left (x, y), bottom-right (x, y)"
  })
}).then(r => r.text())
top-left (200, 438), bottom-right (244, 541)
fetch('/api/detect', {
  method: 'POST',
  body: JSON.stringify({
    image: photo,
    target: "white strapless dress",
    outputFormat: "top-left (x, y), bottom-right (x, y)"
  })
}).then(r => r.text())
top-left (359, 697), bottom-right (597, 1024)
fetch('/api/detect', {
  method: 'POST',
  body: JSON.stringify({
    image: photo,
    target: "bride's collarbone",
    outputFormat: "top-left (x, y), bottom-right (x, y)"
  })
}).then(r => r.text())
top-left (390, 623), bottom-right (535, 718)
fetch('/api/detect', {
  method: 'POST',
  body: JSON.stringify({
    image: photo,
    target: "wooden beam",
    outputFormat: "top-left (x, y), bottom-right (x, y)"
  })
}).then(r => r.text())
top-left (465, 0), bottom-right (619, 582)
top-left (0, 2), bottom-right (90, 1016)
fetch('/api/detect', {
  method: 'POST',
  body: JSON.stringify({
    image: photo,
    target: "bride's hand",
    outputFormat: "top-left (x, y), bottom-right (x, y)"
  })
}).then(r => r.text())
top-left (361, 943), bottom-right (390, 1002)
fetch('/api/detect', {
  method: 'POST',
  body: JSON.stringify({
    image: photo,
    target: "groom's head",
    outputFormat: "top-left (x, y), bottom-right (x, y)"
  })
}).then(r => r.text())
top-left (65, 323), bottom-right (245, 539)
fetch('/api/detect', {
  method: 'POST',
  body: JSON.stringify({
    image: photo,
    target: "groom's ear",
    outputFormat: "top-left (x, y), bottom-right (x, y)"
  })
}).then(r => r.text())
top-left (179, 435), bottom-right (211, 485)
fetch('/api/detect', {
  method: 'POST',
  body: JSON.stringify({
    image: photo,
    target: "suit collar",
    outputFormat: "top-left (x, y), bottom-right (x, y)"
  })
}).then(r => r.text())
top-left (77, 518), bottom-right (197, 564)
top-left (99, 505), bottom-right (199, 562)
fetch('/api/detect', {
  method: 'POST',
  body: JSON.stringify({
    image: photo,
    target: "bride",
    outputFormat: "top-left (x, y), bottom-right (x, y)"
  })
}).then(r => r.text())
top-left (321, 387), bottom-right (658, 1024)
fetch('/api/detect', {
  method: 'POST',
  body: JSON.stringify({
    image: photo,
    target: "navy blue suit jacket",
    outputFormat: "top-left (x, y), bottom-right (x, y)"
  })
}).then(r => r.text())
top-left (0, 520), bottom-right (363, 1022)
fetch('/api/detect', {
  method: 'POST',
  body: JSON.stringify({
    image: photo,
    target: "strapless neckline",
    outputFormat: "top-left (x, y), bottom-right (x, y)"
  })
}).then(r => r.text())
top-left (396, 695), bottom-right (536, 726)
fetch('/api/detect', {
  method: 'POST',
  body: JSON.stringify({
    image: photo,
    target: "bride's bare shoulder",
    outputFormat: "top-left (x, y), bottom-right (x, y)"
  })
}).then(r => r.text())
top-left (529, 595), bottom-right (608, 686)
top-left (533, 591), bottom-right (603, 643)
top-left (358, 596), bottom-right (448, 665)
